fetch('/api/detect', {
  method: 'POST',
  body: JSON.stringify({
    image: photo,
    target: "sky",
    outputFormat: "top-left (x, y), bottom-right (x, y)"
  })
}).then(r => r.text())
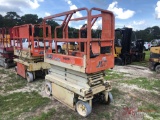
top-left (0, 0), bottom-right (160, 30)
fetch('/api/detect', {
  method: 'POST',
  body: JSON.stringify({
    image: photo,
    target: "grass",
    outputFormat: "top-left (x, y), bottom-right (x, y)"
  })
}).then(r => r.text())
top-left (2, 72), bottom-right (27, 92)
top-left (0, 69), bottom-right (7, 74)
top-left (0, 91), bottom-right (51, 120)
top-left (138, 102), bottom-right (160, 119)
top-left (30, 108), bottom-right (56, 120)
top-left (105, 69), bottom-right (124, 80)
top-left (120, 77), bottom-right (160, 91)
top-left (144, 51), bottom-right (150, 61)
top-left (111, 87), bottom-right (124, 99)
top-left (97, 112), bottom-right (111, 119)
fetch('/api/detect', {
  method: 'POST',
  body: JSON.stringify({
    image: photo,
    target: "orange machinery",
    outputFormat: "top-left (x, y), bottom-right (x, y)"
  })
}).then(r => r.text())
top-left (12, 24), bottom-right (51, 82)
top-left (43, 8), bottom-right (115, 117)
top-left (0, 28), bottom-right (15, 68)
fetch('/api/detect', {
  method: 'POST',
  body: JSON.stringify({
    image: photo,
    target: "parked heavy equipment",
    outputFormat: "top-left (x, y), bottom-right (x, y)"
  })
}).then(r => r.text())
top-left (114, 27), bottom-right (133, 65)
top-left (43, 8), bottom-right (114, 117)
top-left (0, 28), bottom-right (15, 68)
top-left (130, 39), bottom-right (145, 62)
top-left (12, 24), bottom-right (51, 82)
top-left (149, 43), bottom-right (160, 73)
top-left (114, 27), bottom-right (145, 65)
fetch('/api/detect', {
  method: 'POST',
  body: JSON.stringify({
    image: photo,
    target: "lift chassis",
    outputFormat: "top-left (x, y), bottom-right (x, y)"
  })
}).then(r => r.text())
top-left (12, 24), bottom-right (51, 82)
top-left (43, 8), bottom-right (115, 116)
top-left (45, 65), bottom-right (112, 116)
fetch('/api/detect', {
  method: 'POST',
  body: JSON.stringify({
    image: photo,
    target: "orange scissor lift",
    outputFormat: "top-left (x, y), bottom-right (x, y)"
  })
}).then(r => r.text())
top-left (43, 8), bottom-right (115, 117)
top-left (12, 24), bottom-right (51, 82)
top-left (0, 28), bottom-right (15, 68)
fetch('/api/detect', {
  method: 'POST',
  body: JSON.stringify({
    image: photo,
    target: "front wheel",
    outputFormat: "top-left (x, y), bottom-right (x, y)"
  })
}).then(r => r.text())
top-left (76, 101), bottom-right (92, 117)
top-left (102, 91), bottom-right (113, 105)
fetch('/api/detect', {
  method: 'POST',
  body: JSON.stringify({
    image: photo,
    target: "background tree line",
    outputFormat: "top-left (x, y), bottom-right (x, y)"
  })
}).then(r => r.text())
top-left (0, 12), bottom-right (160, 42)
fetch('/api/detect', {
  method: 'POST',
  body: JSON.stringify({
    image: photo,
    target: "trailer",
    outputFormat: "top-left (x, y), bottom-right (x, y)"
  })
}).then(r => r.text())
top-left (12, 24), bottom-right (51, 82)
top-left (43, 7), bottom-right (114, 117)
top-left (0, 28), bottom-right (15, 68)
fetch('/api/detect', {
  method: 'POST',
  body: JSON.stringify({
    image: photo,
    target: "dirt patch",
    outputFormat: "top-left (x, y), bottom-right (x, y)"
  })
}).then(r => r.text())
top-left (113, 65), bottom-right (156, 78)
top-left (0, 65), bottom-right (159, 119)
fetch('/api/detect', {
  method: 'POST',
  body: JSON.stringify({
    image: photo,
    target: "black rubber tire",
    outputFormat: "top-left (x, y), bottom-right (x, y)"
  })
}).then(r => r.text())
top-left (103, 92), bottom-right (113, 105)
top-left (4, 63), bottom-right (9, 69)
top-left (76, 101), bottom-right (92, 117)
top-left (26, 72), bottom-right (34, 82)
top-left (15, 66), bottom-right (17, 72)
top-left (45, 81), bottom-right (52, 96)
top-left (155, 65), bottom-right (160, 73)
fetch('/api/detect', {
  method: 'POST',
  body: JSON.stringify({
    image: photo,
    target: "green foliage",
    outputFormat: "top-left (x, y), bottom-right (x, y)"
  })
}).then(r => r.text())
top-left (31, 108), bottom-right (56, 120)
top-left (120, 77), bottom-right (160, 91)
top-left (0, 91), bottom-right (50, 120)
top-left (135, 26), bottom-right (160, 42)
top-left (139, 103), bottom-right (160, 119)
top-left (0, 69), bottom-right (7, 74)
top-left (0, 12), bottom-right (43, 28)
top-left (105, 69), bottom-right (124, 80)
top-left (21, 14), bottom-right (39, 24)
top-left (2, 72), bottom-right (27, 92)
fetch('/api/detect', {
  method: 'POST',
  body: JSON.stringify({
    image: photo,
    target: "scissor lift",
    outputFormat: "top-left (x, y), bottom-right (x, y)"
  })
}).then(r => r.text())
top-left (12, 24), bottom-right (51, 82)
top-left (43, 8), bottom-right (115, 117)
top-left (0, 28), bottom-right (15, 68)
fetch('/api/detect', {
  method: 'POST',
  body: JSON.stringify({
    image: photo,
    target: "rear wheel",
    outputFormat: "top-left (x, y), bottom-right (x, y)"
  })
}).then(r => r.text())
top-left (155, 65), bottom-right (160, 73)
top-left (26, 72), bottom-right (34, 82)
top-left (15, 66), bottom-right (17, 73)
top-left (4, 63), bottom-right (9, 69)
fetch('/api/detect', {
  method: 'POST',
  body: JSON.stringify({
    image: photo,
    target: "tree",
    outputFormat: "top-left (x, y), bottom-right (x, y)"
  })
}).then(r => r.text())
top-left (21, 14), bottom-right (39, 24)
top-left (0, 14), bottom-right (3, 28)
top-left (3, 12), bottom-right (21, 27)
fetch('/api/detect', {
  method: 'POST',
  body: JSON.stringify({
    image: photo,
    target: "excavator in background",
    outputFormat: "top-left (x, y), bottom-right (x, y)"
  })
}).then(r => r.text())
top-left (114, 27), bottom-right (145, 65)
top-left (131, 39), bottom-right (145, 62)
top-left (149, 40), bottom-right (160, 73)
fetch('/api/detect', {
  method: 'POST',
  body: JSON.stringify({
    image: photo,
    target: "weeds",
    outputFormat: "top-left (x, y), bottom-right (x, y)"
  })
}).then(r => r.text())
top-left (0, 69), bottom-right (7, 74)
top-left (31, 108), bottom-right (56, 120)
top-left (0, 91), bottom-right (50, 120)
top-left (105, 69), bottom-right (124, 80)
top-left (120, 77), bottom-right (160, 91)
top-left (139, 103), bottom-right (160, 119)
top-left (3, 74), bottom-right (27, 92)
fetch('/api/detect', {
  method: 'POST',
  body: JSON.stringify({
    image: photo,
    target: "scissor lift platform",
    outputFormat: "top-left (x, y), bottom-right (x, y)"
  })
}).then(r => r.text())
top-left (43, 7), bottom-right (115, 117)
top-left (0, 28), bottom-right (15, 68)
top-left (12, 24), bottom-right (51, 82)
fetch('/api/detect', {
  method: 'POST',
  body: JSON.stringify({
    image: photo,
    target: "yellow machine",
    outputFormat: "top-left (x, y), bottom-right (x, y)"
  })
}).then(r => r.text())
top-left (114, 28), bottom-right (133, 65)
top-left (149, 46), bottom-right (160, 73)
top-left (114, 27), bottom-right (145, 65)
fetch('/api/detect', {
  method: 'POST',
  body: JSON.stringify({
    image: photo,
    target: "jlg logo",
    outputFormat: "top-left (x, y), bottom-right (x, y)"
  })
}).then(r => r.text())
top-left (97, 57), bottom-right (107, 68)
